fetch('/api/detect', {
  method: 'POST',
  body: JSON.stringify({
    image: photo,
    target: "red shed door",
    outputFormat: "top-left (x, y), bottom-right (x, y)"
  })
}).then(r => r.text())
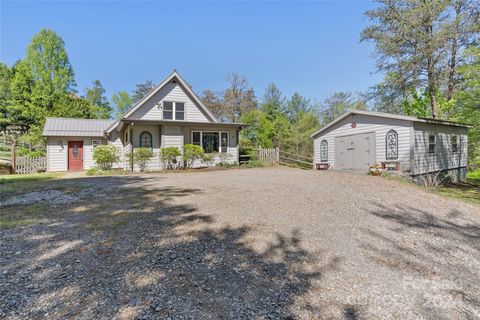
top-left (68, 141), bottom-right (83, 171)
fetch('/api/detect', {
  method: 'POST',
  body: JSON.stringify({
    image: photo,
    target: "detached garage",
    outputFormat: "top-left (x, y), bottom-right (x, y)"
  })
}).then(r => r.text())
top-left (311, 110), bottom-right (470, 181)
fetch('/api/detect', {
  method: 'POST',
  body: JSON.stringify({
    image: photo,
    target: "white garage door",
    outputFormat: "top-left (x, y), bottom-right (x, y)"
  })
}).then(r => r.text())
top-left (335, 133), bottom-right (376, 170)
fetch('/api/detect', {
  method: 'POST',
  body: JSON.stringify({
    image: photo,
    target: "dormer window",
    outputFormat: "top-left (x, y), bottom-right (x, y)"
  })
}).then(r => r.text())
top-left (163, 101), bottom-right (184, 121)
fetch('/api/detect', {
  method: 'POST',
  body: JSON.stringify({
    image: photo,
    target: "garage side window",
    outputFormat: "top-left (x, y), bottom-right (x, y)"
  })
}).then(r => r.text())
top-left (385, 130), bottom-right (398, 160)
top-left (451, 135), bottom-right (458, 153)
top-left (428, 133), bottom-right (436, 154)
top-left (140, 131), bottom-right (152, 148)
top-left (320, 140), bottom-right (328, 162)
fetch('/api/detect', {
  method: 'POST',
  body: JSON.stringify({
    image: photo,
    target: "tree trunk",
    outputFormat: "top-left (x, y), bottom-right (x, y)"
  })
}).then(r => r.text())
top-left (427, 57), bottom-right (437, 119)
top-left (446, 40), bottom-right (457, 101)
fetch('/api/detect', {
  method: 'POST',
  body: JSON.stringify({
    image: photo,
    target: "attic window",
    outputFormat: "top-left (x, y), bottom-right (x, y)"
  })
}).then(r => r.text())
top-left (163, 101), bottom-right (184, 121)
top-left (171, 79), bottom-right (177, 84)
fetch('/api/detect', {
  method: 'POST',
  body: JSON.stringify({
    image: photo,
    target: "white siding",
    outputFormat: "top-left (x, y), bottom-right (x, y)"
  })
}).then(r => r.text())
top-left (47, 137), bottom-right (67, 172)
top-left (128, 82), bottom-right (211, 122)
top-left (46, 137), bottom-right (99, 171)
top-left (313, 114), bottom-right (413, 170)
top-left (413, 123), bottom-right (468, 175)
top-left (130, 124), bottom-right (161, 171)
top-left (108, 130), bottom-right (125, 169)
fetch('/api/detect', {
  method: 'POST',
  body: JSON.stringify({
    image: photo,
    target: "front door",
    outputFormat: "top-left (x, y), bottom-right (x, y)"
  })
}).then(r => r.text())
top-left (68, 141), bottom-right (83, 171)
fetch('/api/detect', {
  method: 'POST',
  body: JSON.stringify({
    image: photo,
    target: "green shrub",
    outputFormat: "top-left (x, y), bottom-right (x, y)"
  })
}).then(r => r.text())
top-left (27, 150), bottom-right (46, 157)
top-left (86, 167), bottom-right (99, 176)
top-left (129, 147), bottom-right (154, 172)
top-left (244, 160), bottom-right (263, 168)
top-left (183, 144), bottom-right (204, 169)
top-left (201, 153), bottom-right (216, 167)
top-left (93, 145), bottom-right (120, 170)
top-left (0, 145), bottom-right (10, 152)
top-left (0, 161), bottom-right (12, 174)
top-left (160, 147), bottom-right (181, 169)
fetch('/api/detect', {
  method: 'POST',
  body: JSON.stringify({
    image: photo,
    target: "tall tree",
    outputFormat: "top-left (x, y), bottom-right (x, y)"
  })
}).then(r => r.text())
top-left (285, 92), bottom-right (311, 121)
top-left (361, 0), bottom-right (479, 118)
top-left (223, 73), bottom-right (257, 122)
top-left (84, 80), bottom-right (111, 119)
top-left (261, 83), bottom-right (285, 118)
top-left (290, 111), bottom-right (320, 156)
top-left (320, 92), bottom-right (367, 125)
top-left (200, 89), bottom-right (225, 120)
top-left (112, 91), bottom-right (133, 118)
top-left (8, 60), bottom-right (37, 134)
top-left (26, 29), bottom-right (76, 113)
top-left (132, 80), bottom-right (155, 102)
top-left (0, 63), bottom-right (13, 132)
top-left (453, 45), bottom-right (480, 164)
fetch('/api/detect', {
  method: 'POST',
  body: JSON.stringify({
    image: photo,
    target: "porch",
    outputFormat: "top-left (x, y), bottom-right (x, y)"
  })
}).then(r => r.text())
top-left (111, 120), bottom-right (246, 171)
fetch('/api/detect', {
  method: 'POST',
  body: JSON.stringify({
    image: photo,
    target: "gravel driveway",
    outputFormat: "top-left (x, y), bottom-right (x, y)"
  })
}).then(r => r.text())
top-left (1, 167), bottom-right (479, 319)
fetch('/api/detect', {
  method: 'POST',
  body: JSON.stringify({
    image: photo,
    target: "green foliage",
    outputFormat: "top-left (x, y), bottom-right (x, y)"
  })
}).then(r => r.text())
top-left (183, 144), bottom-right (204, 168)
top-left (319, 92), bottom-right (366, 125)
top-left (0, 63), bottom-right (13, 132)
top-left (160, 147), bottom-right (181, 169)
top-left (112, 91), bottom-right (133, 118)
top-left (361, 0), bottom-right (478, 118)
top-left (86, 167), bottom-right (99, 176)
top-left (244, 159), bottom-right (263, 168)
top-left (84, 80), bottom-right (111, 119)
top-left (92, 145), bottom-right (119, 170)
top-left (129, 147), bottom-right (154, 172)
top-left (201, 153), bottom-right (216, 167)
top-left (2, 29), bottom-right (103, 144)
top-left (467, 170), bottom-right (480, 181)
top-left (15, 147), bottom-right (45, 157)
top-left (452, 45), bottom-right (480, 165)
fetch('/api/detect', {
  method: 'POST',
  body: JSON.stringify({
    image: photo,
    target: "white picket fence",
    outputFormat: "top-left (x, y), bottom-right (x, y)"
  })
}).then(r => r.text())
top-left (15, 157), bottom-right (47, 174)
top-left (254, 148), bottom-right (280, 166)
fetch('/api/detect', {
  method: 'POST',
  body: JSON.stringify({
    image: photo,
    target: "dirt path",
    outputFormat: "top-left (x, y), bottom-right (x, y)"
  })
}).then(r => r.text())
top-left (1, 168), bottom-right (479, 319)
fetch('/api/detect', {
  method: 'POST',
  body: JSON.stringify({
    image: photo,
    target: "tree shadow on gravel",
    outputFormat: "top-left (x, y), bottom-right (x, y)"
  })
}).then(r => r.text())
top-left (359, 201), bottom-right (480, 317)
top-left (1, 175), bottom-right (331, 319)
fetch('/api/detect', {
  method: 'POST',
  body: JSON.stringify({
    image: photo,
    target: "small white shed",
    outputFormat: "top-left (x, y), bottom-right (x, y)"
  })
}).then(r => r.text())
top-left (311, 110), bottom-right (469, 181)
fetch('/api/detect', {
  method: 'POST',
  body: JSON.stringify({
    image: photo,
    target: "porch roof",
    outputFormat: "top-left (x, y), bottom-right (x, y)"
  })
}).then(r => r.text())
top-left (112, 119), bottom-right (248, 132)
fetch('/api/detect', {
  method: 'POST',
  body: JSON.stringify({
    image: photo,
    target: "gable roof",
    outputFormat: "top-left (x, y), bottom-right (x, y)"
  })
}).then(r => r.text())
top-left (310, 109), bottom-right (471, 138)
top-left (106, 70), bottom-right (217, 133)
top-left (43, 118), bottom-right (113, 137)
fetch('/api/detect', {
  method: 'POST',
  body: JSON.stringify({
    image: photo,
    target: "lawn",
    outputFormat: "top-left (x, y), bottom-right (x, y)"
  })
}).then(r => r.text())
top-left (0, 172), bottom-right (63, 192)
top-left (434, 170), bottom-right (480, 205)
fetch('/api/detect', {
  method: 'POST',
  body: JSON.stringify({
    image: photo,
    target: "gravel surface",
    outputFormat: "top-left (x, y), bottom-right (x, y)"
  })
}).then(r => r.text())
top-left (1, 167), bottom-right (479, 319)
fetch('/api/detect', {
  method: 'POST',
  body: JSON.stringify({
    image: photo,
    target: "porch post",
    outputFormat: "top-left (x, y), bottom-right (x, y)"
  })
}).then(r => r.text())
top-left (130, 122), bottom-right (134, 172)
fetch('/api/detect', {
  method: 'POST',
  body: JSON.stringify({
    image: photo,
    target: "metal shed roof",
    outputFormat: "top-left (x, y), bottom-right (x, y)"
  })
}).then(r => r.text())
top-left (310, 110), bottom-right (471, 138)
top-left (43, 118), bottom-right (113, 137)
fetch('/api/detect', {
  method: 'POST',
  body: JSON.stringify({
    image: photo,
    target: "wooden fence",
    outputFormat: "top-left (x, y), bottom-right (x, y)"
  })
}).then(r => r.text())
top-left (255, 148), bottom-right (279, 166)
top-left (239, 147), bottom-right (314, 169)
top-left (278, 150), bottom-right (313, 169)
top-left (15, 157), bottom-right (47, 174)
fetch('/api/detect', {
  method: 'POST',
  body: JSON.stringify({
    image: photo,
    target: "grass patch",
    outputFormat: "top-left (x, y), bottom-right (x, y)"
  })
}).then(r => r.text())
top-left (0, 172), bottom-right (62, 184)
top-left (0, 203), bottom-right (49, 229)
top-left (467, 170), bottom-right (480, 182)
top-left (381, 170), bottom-right (480, 206)
top-left (435, 176), bottom-right (480, 205)
top-left (0, 172), bottom-right (63, 193)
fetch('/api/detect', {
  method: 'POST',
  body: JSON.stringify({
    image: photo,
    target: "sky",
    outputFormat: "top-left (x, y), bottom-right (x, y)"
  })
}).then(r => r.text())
top-left (0, 0), bottom-right (382, 104)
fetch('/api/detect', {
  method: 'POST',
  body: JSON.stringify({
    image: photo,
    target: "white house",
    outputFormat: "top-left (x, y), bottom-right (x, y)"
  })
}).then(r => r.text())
top-left (43, 70), bottom-right (246, 172)
top-left (311, 110), bottom-right (470, 181)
